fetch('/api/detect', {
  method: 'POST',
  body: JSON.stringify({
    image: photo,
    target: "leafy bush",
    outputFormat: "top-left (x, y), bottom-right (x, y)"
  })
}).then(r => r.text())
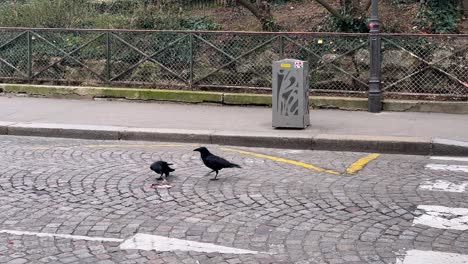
top-left (391, 0), bottom-right (419, 4)
top-left (179, 17), bottom-right (221, 30)
top-left (0, 0), bottom-right (96, 28)
top-left (92, 0), bottom-right (139, 14)
top-left (415, 0), bottom-right (462, 33)
top-left (331, 16), bottom-right (369, 33)
top-left (78, 14), bottom-right (132, 29)
top-left (133, 13), bottom-right (221, 30)
top-left (314, 15), bottom-right (369, 33)
top-left (0, 0), bottom-right (220, 31)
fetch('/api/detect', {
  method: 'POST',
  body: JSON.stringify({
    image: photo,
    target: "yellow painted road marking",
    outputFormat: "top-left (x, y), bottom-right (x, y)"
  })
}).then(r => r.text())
top-left (346, 153), bottom-right (380, 174)
top-left (85, 144), bottom-right (184, 148)
top-left (31, 144), bottom-right (184, 150)
top-left (221, 148), bottom-right (340, 175)
top-left (30, 146), bottom-right (50, 150)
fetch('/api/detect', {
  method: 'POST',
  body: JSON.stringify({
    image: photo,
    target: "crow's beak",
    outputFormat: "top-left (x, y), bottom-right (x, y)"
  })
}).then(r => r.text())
top-left (193, 148), bottom-right (200, 152)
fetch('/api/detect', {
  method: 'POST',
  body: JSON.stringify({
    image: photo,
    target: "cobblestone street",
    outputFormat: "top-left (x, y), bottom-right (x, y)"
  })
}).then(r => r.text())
top-left (0, 135), bottom-right (467, 264)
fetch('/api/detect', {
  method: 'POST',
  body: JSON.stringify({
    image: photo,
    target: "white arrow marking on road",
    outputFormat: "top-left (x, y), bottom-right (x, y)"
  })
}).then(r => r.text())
top-left (419, 180), bottom-right (468, 193)
top-left (413, 205), bottom-right (468, 231)
top-left (395, 250), bottom-right (468, 264)
top-left (119, 233), bottom-right (261, 254)
top-left (0, 230), bottom-right (263, 255)
top-left (425, 164), bottom-right (468, 173)
top-left (0, 230), bottom-right (124, 242)
top-left (430, 156), bottom-right (468, 162)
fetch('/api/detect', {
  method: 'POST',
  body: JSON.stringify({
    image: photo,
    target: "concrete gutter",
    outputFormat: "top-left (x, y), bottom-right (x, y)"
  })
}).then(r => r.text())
top-left (1, 122), bottom-right (467, 156)
top-left (0, 83), bottom-right (224, 103)
top-left (1, 83), bottom-right (467, 113)
top-left (383, 100), bottom-right (468, 114)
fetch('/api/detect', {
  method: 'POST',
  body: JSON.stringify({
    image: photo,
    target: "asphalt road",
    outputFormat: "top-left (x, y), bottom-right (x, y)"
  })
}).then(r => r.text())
top-left (1, 135), bottom-right (468, 264)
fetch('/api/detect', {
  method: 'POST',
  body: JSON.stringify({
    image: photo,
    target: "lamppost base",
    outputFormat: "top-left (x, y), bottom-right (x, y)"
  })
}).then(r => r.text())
top-left (368, 93), bottom-right (382, 113)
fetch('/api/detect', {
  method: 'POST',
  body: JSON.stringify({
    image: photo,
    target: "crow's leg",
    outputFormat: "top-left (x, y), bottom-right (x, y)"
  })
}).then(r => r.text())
top-left (204, 170), bottom-right (215, 176)
top-left (157, 172), bottom-right (164, 180)
top-left (210, 171), bottom-right (219, 181)
top-left (162, 173), bottom-right (169, 184)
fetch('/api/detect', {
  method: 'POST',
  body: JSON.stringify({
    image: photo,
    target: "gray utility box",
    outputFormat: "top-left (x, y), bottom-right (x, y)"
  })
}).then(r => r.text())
top-left (272, 59), bottom-right (310, 128)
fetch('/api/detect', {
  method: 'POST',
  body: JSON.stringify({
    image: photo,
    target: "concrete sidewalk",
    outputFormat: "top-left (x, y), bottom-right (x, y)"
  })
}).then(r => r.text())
top-left (1, 96), bottom-right (468, 155)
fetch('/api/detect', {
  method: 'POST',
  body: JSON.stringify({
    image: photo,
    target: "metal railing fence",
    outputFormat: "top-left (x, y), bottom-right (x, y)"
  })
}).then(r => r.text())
top-left (0, 27), bottom-right (467, 97)
top-left (380, 34), bottom-right (467, 96)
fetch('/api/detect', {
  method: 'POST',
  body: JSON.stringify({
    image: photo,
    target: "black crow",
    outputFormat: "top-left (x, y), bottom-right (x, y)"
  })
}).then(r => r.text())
top-left (150, 160), bottom-right (175, 181)
top-left (193, 147), bottom-right (241, 180)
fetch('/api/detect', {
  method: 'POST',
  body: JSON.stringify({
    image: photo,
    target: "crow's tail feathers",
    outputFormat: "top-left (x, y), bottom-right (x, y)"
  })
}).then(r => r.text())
top-left (229, 163), bottom-right (241, 168)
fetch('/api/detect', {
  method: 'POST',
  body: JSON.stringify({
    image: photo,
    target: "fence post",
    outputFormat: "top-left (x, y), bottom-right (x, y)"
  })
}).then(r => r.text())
top-left (279, 35), bottom-right (284, 58)
top-left (27, 30), bottom-right (32, 81)
top-left (106, 31), bottom-right (111, 83)
top-left (189, 33), bottom-right (194, 89)
top-left (368, 0), bottom-right (382, 113)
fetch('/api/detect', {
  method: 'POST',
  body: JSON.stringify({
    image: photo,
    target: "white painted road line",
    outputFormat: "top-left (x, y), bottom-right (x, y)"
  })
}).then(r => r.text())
top-left (15, 230), bottom-right (460, 260)
top-left (413, 205), bottom-right (468, 231)
top-left (419, 180), bottom-right (468, 193)
top-left (395, 249), bottom-right (468, 264)
top-left (425, 164), bottom-right (468, 173)
top-left (119, 233), bottom-right (261, 254)
top-left (430, 156), bottom-right (468, 162)
top-left (0, 230), bottom-right (264, 254)
top-left (0, 230), bottom-right (124, 242)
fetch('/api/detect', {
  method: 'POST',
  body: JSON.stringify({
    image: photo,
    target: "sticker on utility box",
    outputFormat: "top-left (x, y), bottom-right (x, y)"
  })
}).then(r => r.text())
top-left (295, 61), bottom-right (303, 68)
top-left (280, 63), bottom-right (291, 68)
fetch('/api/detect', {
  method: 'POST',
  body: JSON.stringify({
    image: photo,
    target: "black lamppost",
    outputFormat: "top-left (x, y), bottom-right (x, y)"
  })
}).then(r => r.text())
top-left (368, 0), bottom-right (381, 113)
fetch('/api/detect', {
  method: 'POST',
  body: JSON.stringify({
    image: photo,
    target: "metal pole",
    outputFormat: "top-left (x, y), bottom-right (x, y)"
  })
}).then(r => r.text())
top-left (27, 30), bottom-right (32, 81)
top-left (189, 33), bottom-right (194, 89)
top-left (106, 32), bottom-right (111, 83)
top-left (279, 35), bottom-right (284, 58)
top-left (368, 0), bottom-right (381, 113)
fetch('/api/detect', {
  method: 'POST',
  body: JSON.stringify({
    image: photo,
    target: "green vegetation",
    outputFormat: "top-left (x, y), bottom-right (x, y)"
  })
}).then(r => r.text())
top-left (0, 0), bottom-right (464, 33)
top-left (0, 0), bottom-right (221, 30)
top-left (0, 0), bottom-right (95, 28)
top-left (415, 0), bottom-right (463, 33)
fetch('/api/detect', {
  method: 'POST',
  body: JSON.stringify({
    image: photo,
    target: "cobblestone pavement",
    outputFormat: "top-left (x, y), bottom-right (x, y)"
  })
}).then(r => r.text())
top-left (0, 135), bottom-right (467, 264)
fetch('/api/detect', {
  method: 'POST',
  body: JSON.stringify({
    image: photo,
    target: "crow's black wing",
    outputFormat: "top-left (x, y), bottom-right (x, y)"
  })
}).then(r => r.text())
top-left (161, 162), bottom-right (175, 173)
top-left (204, 154), bottom-right (233, 170)
top-left (150, 161), bottom-right (162, 173)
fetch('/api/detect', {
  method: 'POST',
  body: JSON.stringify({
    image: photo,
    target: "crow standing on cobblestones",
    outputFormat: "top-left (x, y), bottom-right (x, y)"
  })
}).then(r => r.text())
top-left (194, 147), bottom-right (241, 180)
top-left (150, 160), bottom-right (175, 181)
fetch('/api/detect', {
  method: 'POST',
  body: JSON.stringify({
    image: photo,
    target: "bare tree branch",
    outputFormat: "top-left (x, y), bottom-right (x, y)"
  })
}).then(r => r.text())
top-left (314, 0), bottom-right (345, 20)
top-left (363, 0), bottom-right (371, 11)
top-left (235, 0), bottom-right (279, 30)
top-left (236, 0), bottom-right (262, 19)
